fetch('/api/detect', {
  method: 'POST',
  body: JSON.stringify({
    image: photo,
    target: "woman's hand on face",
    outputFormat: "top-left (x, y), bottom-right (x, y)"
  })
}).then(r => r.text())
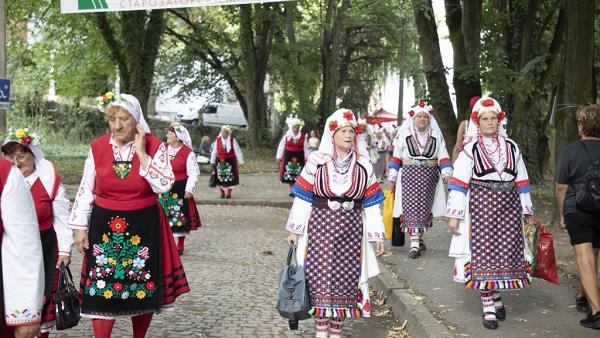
top-left (134, 124), bottom-right (146, 154)
top-left (56, 255), bottom-right (71, 268)
top-left (74, 229), bottom-right (89, 254)
top-left (287, 233), bottom-right (299, 245)
top-left (375, 242), bottom-right (385, 256)
top-left (448, 218), bottom-right (461, 235)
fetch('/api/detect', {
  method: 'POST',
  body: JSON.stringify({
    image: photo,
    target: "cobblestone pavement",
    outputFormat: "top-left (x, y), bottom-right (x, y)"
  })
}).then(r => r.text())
top-left (51, 205), bottom-right (401, 337)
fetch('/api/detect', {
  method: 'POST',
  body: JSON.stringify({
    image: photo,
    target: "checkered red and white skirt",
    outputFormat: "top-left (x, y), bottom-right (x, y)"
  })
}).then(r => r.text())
top-left (400, 164), bottom-right (439, 231)
top-left (304, 203), bottom-right (364, 319)
top-left (465, 179), bottom-right (532, 290)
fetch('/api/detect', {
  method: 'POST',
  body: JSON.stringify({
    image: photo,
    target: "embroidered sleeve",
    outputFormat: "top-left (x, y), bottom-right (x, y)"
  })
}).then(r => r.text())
top-left (276, 136), bottom-right (286, 160)
top-left (447, 147), bottom-right (473, 194)
top-left (185, 152), bottom-right (200, 194)
top-left (515, 147), bottom-right (534, 215)
top-left (445, 190), bottom-right (467, 219)
top-left (140, 142), bottom-right (175, 194)
top-left (388, 139), bottom-right (404, 183)
top-left (2, 167), bottom-right (44, 326)
top-left (364, 162), bottom-right (385, 208)
top-left (364, 206), bottom-right (386, 242)
top-left (436, 131), bottom-right (453, 178)
top-left (286, 198), bottom-right (312, 234)
top-left (52, 183), bottom-right (74, 256)
top-left (233, 139), bottom-right (245, 165)
top-left (68, 148), bottom-right (96, 229)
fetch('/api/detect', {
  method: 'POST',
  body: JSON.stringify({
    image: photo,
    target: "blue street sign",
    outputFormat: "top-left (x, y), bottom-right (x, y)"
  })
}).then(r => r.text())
top-left (0, 79), bottom-right (10, 109)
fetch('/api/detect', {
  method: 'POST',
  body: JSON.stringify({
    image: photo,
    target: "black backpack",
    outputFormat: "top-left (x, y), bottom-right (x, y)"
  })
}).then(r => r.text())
top-left (575, 142), bottom-right (600, 214)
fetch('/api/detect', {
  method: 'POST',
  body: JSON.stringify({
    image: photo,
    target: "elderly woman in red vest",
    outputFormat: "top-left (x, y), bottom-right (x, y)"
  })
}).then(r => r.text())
top-left (210, 125), bottom-right (245, 199)
top-left (1, 128), bottom-right (73, 338)
top-left (69, 92), bottom-right (190, 338)
top-left (159, 122), bottom-right (201, 255)
top-left (276, 115), bottom-right (308, 195)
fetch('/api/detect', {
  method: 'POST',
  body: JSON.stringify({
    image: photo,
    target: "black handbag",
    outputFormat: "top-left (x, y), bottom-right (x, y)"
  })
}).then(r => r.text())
top-left (54, 263), bottom-right (81, 330)
top-left (208, 165), bottom-right (217, 187)
top-left (276, 244), bottom-right (311, 330)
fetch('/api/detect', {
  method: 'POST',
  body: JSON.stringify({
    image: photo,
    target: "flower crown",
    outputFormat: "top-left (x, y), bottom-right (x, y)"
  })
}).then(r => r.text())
top-left (170, 121), bottom-right (185, 133)
top-left (96, 91), bottom-right (122, 112)
top-left (327, 110), bottom-right (364, 134)
top-left (6, 128), bottom-right (41, 146)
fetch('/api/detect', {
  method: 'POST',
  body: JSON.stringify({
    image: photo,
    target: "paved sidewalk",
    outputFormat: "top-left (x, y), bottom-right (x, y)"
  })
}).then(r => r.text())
top-left (52, 204), bottom-right (401, 337)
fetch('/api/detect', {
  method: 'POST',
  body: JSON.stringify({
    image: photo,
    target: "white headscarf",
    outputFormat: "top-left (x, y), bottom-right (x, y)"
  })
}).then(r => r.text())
top-left (3, 128), bottom-right (45, 161)
top-left (464, 96), bottom-right (508, 142)
top-left (398, 101), bottom-right (442, 134)
top-left (98, 93), bottom-right (151, 134)
top-left (318, 108), bottom-right (368, 158)
top-left (284, 115), bottom-right (304, 139)
top-left (171, 123), bottom-right (193, 149)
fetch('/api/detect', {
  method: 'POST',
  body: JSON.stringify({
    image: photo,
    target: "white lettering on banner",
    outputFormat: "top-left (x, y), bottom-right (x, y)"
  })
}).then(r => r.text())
top-left (61, 0), bottom-right (291, 13)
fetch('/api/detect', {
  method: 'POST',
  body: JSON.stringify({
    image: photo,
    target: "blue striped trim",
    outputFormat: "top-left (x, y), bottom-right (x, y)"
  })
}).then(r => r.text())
top-left (363, 190), bottom-right (385, 208)
top-left (517, 185), bottom-right (531, 193)
top-left (439, 162), bottom-right (453, 170)
top-left (448, 184), bottom-right (468, 194)
top-left (291, 184), bottom-right (314, 203)
top-left (388, 162), bottom-right (400, 171)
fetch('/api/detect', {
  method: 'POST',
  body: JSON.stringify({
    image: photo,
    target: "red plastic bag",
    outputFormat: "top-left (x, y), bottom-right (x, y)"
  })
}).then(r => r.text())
top-left (533, 224), bottom-right (560, 285)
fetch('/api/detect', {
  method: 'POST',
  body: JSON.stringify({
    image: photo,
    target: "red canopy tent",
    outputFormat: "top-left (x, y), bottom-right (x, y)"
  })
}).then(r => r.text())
top-left (366, 108), bottom-right (398, 125)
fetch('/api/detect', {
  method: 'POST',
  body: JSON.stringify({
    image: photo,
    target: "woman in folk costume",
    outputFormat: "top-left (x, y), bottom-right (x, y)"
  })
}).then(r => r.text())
top-left (69, 92), bottom-right (189, 338)
top-left (210, 125), bottom-right (245, 199)
top-left (276, 115), bottom-right (309, 193)
top-left (1, 129), bottom-right (73, 337)
top-left (286, 109), bottom-right (385, 338)
top-left (388, 102), bottom-right (452, 259)
top-left (372, 125), bottom-right (390, 180)
top-left (0, 157), bottom-right (45, 338)
top-left (159, 122), bottom-right (201, 256)
top-left (446, 97), bottom-right (534, 330)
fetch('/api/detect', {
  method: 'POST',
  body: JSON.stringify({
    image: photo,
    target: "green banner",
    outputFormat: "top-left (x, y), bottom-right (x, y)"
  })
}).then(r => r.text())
top-left (62, 0), bottom-right (291, 13)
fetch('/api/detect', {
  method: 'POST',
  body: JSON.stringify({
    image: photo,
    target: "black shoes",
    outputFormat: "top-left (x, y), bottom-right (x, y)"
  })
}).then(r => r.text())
top-left (482, 312), bottom-right (498, 330)
top-left (419, 240), bottom-right (427, 251)
top-left (495, 306), bottom-right (506, 321)
top-left (408, 247), bottom-right (420, 259)
top-left (576, 295), bottom-right (590, 313)
top-left (580, 311), bottom-right (600, 329)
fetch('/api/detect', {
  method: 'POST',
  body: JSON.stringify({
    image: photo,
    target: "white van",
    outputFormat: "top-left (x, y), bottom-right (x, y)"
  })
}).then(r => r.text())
top-left (200, 103), bottom-right (248, 130)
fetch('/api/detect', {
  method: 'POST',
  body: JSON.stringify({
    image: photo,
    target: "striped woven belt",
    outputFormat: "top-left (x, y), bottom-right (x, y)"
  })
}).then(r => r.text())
top-left (471, 179), bottom-right (515, 191)
top-left (402, 158), bottom-right (438, 167)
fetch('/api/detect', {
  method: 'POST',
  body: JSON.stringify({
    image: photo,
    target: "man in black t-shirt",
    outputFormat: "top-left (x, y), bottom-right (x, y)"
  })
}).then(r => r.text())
top-left (555, 104), bottom-right (600, 330)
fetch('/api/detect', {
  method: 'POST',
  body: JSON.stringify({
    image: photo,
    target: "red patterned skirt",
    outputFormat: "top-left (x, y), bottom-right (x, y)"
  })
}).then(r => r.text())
top-left (304, 199), bottom-right (364, 319)
top-left (466, 179), bottom-right (532, 290)
top-left (400, 163), bottom-right (439, 230)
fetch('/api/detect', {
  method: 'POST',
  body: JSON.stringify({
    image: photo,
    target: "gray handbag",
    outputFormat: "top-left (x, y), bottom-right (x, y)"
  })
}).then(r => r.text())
top-left (276, 244), bottom-right (311, 330)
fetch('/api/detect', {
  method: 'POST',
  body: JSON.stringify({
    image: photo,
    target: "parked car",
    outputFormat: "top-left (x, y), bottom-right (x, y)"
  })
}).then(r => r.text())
top-left (176, 107), bottom-right (199, 125)
top-left (200, 103), bottom-right (248, 130)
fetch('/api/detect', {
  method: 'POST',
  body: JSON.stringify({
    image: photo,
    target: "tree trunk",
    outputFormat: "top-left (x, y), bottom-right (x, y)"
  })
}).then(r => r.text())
top-left (318, 0), bottom-right (350, 123)
top-left (444, 0), bottom-right (481, 121)
top-left (558, 0), bottom-right (594, 151)
top-left (412, 0), bottom-right (458, 151)
top-left (240, 4), bottom-right (274, 148)
top-left (397, 17), bottom-right (408, 124)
